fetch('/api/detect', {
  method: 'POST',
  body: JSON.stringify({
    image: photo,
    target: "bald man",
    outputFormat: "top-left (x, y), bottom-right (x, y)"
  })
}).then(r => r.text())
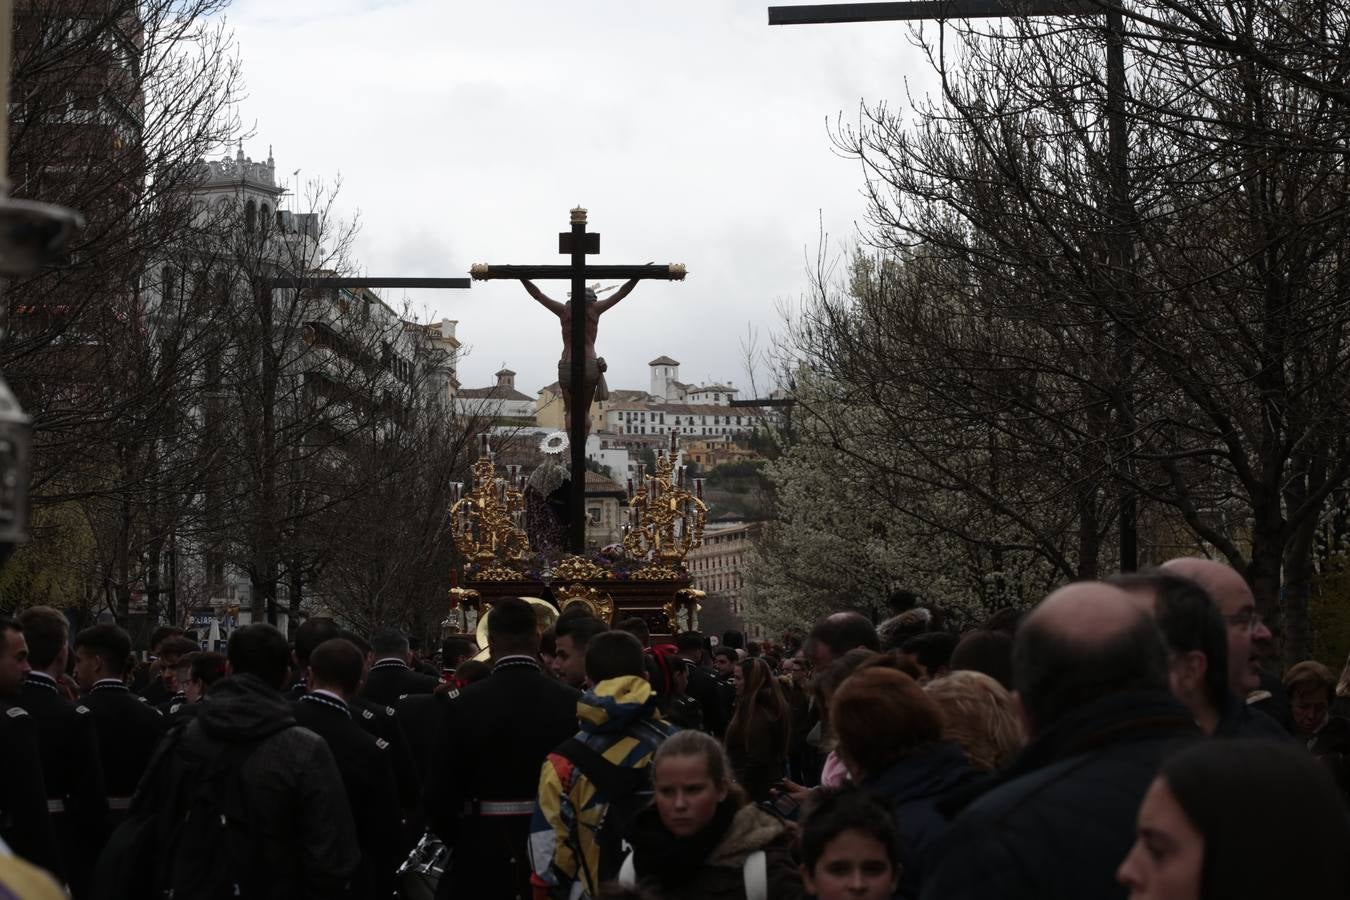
top-left (1161, 558), bottom-right (1290, 738)
top-left (922, 583), bottom-right (1197, 900)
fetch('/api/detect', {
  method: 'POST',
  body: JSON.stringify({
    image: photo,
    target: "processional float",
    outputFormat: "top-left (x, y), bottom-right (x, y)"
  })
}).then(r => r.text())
top-left (446, 431), bottom-right (707, 646)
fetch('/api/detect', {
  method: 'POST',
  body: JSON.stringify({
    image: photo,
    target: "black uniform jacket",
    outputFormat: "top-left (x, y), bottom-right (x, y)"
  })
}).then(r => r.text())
top-left (361, 659), bottom-right (437, 707)
top-left (79, 679), bottom-right (168, 807)
top-left (20, 673), bottom-right (108, 895)
top-left (423, 656), bottom-right (579, 900)
top-left (0, 700), bottom-right (61, 877)
top-left (292, 692), bottom-right (402, 900)
top-left (396, 691), bottom-right (450, 780)
top-left (352, 695), bottom-right (421, 813)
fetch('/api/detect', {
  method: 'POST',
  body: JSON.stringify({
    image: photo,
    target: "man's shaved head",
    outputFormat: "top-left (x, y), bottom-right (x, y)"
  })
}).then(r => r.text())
top-left (1161, 559), bottom-right (1252, 613)
top-left (1162, 558), bottom-right (1271, 693)
top-left (1027, 582), bottom-right (1144, 640)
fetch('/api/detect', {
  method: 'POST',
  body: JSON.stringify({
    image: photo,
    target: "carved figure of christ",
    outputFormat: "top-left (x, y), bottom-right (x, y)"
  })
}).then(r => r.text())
top-left (520, 277), bottom-right (639, 435)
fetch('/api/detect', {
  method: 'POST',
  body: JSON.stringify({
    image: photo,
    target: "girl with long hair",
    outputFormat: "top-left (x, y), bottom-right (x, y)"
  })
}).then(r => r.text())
top-left (725, 657), bottom-right (791, 802)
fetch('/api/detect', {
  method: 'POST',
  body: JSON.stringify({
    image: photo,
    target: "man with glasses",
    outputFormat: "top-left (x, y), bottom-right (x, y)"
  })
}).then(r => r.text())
top-left (1163, 558), bottom-right (1290, 738)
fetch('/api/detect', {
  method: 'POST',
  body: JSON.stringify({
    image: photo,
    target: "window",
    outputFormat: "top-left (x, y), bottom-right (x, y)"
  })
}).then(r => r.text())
top-left (245, 199), bottom-right (257, 232)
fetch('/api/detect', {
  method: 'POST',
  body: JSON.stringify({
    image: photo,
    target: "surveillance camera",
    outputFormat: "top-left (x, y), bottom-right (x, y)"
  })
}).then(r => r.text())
top-left (0, 197), bottom-right (84, 276)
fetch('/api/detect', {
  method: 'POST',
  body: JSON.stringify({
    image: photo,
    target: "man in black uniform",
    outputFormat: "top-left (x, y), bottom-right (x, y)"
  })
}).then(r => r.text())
top-left (17, 607), bottom-right (107, 898)
top-left (149, 635), bottom-right (196, 716)
top-left (72, 624), bottom-right (168, 826)
top-left (0, 616), bottom-right (61, 878)
top-left (439, 636), bottom-right (476, 685)
top-left (134, 625), bottom-right (184, 704)
top-left (676, 630), bottom-right (725, 736)
top-left (423, 597), bottom-right (579, 900)
top-left (292, 620), bottom-right (421, 819)
top-left (363, 627), bottom-right (438, 706)
top-left (292, 637), bottom-right (402, 899)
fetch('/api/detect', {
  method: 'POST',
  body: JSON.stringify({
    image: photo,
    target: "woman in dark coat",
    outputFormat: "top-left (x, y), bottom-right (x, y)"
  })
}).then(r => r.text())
top-left (831, 666), bottom-right (979, 900)
top-left (725, 657), bottom-right (790, 802)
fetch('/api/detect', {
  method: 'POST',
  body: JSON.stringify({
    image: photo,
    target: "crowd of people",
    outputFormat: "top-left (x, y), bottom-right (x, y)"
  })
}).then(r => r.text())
top-left (1, 555), bottom-right (1350, 899)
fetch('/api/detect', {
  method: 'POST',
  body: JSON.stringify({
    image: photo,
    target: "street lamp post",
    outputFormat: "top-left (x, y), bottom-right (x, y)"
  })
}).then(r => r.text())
top-left (0, 2), bottom-right (85, 564)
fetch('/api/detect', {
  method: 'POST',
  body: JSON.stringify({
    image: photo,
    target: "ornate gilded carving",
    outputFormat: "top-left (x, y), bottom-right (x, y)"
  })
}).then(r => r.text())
top-left (449, 441), bottom-right (529, 566)
top-left (630, 565), bottom-right (684, 581)
top-left (474, 563), bottom-right (526, 582)
top-left (554, 584), bottom-right (615, 624)
top-left (448, 587), bottom-right (480, 609)
top-left (553, 554), bottom-right (611, 581)
top-left (624, 433), bottom-right (706, 567)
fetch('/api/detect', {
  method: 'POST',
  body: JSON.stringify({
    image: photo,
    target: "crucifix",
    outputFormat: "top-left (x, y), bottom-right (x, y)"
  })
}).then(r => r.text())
top-left (471, 207), bottom-right (687, 554)
top-left (769, 0), bottom-right (1138, 570)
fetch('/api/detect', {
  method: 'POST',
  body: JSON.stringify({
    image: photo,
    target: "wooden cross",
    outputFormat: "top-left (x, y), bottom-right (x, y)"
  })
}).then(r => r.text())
top-left (471, 207), bottom-right (687, 554)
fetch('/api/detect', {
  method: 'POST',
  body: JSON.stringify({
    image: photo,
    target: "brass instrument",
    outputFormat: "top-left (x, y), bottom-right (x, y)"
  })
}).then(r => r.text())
top-left (471, 597), bottom-right (559, 662)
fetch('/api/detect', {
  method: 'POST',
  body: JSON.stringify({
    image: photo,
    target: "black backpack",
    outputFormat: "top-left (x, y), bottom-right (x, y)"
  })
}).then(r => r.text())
top-left (555, 738), bottom-right (656, 888)
top-left (92, 720), bottom-right (294, 900)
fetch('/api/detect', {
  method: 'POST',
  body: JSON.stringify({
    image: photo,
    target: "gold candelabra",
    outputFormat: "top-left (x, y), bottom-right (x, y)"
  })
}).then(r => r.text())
top-left (623, 432), bottom-right (706, 565)
top-left (449, 434), bottom-right (529, 566)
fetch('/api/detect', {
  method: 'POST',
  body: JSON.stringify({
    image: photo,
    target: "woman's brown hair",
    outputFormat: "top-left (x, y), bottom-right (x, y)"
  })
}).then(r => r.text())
top-left (726, 656), bottom-right (791, 754)
top-left (832, 667), bottom-right (944, 778)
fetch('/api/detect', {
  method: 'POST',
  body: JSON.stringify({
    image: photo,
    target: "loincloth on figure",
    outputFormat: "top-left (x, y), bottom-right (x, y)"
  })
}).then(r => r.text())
top-left (557, 356), bottom-right (609, 401)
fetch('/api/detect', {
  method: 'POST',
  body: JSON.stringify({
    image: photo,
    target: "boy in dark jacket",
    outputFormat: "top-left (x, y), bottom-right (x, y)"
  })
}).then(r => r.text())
top-left (134, 624), bottom-right (359, 900)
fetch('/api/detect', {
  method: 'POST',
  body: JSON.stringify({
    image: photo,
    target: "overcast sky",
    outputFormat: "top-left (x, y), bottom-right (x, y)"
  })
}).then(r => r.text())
top-left (227, 0), bottom-right (938, 397)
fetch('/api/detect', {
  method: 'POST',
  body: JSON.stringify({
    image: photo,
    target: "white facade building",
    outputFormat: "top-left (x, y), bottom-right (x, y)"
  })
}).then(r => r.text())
top-left (455, 368), bottom-right (536, 423)
top-left (147, 145), bottom-right (433, 619)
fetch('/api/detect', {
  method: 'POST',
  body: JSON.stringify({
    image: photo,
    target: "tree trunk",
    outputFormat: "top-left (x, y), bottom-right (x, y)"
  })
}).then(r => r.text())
top-left (1282, 516), bottom-right (1318, 665)
top-left (145, 539), bottom-right (162, 625)
top-left (1246, 495), bottom-right (1285, 648)
top-left (1076, 484), bottom-right (1101, 580)
top-left (288, 563), bottom-right (303, 638)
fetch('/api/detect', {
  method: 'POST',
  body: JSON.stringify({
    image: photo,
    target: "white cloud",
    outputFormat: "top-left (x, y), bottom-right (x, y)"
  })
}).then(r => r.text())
top-left (226, 0), bottom-right (938, 396)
